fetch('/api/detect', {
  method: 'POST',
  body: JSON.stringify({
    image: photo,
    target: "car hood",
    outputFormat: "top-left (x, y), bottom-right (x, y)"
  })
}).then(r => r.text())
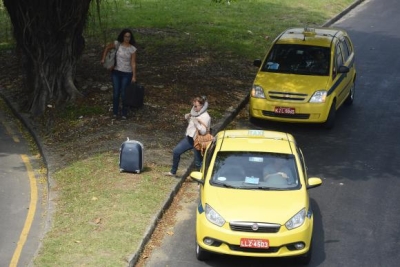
top-left (205, 186), bottom-right (307, 224)
top-left (254, 72), bottom-right (330, 94)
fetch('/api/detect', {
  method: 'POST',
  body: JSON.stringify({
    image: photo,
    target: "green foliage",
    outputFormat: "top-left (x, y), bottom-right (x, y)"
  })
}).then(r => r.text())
top-left (82, 0), bottom-right (353, 60)
top-left (0, 2), bottom-right (13, 47)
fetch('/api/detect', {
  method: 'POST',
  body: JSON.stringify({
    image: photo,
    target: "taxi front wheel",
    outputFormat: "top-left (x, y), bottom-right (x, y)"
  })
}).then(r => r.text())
top-left (297, 241), bottom-right (313, 265)
top-left (323, 103), bottom-right (336, 129)
top-left (196, 241), bottom-right (211, 261)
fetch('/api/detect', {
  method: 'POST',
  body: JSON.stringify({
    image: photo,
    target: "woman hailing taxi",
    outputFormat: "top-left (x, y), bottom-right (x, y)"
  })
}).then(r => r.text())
top-left (101, 29), bottom-right (137, 119)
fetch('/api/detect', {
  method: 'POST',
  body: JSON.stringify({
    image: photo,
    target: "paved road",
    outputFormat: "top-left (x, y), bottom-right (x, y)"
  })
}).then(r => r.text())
top-left (0, 99), bottom-right (46, 267)
top-left (143, 0), bottom-right (400, 266)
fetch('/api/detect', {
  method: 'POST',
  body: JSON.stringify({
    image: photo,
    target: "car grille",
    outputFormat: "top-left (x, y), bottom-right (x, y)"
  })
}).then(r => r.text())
top-left (229, 221), bottom-right (281, 233)
top-left (268, 91), bottom-right (308, 101)
top-left (262, 110), bottom-right (310, 119)
top-left (228, 244), bottom-right (280, 253)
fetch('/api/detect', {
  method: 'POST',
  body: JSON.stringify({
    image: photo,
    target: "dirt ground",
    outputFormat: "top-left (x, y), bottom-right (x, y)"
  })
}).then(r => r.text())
top-left (0, 29), bottom-right (255, 266)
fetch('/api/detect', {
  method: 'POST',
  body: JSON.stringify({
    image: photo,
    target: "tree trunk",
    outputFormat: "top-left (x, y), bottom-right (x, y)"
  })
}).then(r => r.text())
top-left (3, 0), bottom-right (91, 116)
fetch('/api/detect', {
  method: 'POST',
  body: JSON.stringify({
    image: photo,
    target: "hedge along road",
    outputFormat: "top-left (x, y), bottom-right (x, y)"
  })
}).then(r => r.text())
top-left (141, 0), bottom-right (400, 266)
top-left (0, 96), bottom-right (47, 267)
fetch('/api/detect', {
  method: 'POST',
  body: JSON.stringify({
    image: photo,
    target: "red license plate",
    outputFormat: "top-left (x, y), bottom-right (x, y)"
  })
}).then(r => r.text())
top-left (274, 107), bottom-right (295, 114)
top-left (240, 238), bottom-right (269, 249)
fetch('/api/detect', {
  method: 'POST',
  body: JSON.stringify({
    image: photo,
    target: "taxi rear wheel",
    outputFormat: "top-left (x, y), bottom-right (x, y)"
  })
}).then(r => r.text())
top-left (196, 242), bottom-right (211, 261)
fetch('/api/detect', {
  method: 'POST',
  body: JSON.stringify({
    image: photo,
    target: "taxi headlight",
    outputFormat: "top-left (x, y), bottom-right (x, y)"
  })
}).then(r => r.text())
top-left (251, 85), bottom-right (266, 99)
top-left (285, 208), bottom-right (306, 230)
top-left (309, 90), bottom-right (327, 103)
top-left (205, 204), bottom-right (225, 227)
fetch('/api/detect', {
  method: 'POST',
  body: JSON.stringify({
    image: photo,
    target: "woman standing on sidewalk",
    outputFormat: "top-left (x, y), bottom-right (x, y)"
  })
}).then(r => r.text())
top-left (164, 96), bottom-right (211, 177)
top-left (101, 29), bottom-right (137, 120)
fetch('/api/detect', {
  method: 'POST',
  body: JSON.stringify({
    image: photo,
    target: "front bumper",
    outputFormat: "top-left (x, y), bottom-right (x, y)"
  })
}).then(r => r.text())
top-left (196, 213), bottom-right (313, 258)
top-left (249, 97), bottom-right (331, 123)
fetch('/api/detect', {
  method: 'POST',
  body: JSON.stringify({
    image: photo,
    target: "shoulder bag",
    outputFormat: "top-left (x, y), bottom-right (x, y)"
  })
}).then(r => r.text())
top-left (103, 42), bottom-right (120, 70)
top-left (194, 119), bottom-right (213, 156)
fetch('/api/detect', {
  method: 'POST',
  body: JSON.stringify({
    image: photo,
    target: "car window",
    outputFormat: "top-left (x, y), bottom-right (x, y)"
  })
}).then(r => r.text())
top-left (297, 147), bottom-right (307, 179)
top-left (335, 43), bottom-right (344, 68)
top-left (333, 44), bottom-right (344, 79)
top-left (339, 39), bottom-right (350, 62)
top-left (210, 152), bottom-right (300, 190)
top-left (344, 36), bottom-right (353, 55)
top-left (261, 44), bottom-right (330, 76)
top-left (203, 139), bottom-right (216, 178)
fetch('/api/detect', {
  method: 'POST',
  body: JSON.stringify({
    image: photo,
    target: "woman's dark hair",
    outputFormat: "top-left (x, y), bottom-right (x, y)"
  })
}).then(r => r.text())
top-left (117, 28), bottom-right (136, 46)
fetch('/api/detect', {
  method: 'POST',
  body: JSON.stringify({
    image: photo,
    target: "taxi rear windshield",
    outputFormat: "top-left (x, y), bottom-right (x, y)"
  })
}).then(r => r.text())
top-left (261, 44), bottom-right (330, 76)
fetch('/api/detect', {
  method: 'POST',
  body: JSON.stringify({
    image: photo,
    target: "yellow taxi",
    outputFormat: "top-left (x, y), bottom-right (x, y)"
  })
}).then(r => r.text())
top-left (249, 27), bottom-right (356, 128)
top-left (190, 129), bottom-right (322, 264)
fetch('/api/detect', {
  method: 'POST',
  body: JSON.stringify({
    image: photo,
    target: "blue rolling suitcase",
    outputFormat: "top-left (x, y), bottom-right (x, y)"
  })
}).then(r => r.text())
top-left (119, 138), bottom-right (144, 173)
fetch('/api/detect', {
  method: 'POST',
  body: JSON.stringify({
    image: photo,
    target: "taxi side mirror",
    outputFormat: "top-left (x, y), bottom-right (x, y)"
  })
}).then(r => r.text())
top-left (338, 65), bottom-right (349, 74)
top-left (253, 59), bottom-right (262, 67)
top-left (190, 171), bottom-right (204, 185)
top-left (307, 177), bottom-right (322, 189)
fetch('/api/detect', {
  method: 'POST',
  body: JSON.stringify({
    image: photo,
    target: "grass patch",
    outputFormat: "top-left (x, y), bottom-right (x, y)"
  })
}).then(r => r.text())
top-left (35, 151), bottom-right (176, 266)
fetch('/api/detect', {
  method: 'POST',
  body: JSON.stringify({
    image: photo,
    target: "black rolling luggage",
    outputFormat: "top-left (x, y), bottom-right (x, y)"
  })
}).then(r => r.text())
top-left (119, 138), bottom-right (144, 173)
top-left (124, 82), bottom-right (144, 108)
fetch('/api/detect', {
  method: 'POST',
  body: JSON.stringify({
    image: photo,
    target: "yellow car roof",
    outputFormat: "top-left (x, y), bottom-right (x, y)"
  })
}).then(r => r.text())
top-left (215, 129), bottom-right (296, 154)
top-left (275, 27), bottom-right (345, 47)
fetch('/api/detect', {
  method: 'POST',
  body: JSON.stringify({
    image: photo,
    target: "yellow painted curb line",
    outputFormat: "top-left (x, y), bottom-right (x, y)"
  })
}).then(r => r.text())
top-left (9, 155), bottom-right (38, 267)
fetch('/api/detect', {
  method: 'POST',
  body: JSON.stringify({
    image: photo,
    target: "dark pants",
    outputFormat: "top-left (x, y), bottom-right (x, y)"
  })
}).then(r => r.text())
top-left (170, 136), bottom-right (202, 174)
top-left (112, 70), bottom-right (133, 116)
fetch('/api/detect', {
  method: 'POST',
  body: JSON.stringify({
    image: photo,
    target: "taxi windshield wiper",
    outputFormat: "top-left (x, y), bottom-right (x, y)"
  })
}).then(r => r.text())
top-left (241, 185), bottom-right (286, 190)
top-left (212, 182), bottom-right (236, 188)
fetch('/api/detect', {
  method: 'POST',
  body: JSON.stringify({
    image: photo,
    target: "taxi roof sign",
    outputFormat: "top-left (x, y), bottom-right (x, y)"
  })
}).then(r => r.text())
top-left (248, 130), bottom-right (264, 136)
top-left (303, 27), bottom-right (316, 37)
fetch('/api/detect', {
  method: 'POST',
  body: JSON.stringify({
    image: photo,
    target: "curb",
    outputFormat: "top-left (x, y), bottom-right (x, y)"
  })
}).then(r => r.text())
top-left (323, 0), bottom-right (365, 27)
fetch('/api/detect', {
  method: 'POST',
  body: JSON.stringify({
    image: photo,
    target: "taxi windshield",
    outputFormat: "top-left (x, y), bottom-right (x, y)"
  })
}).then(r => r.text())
top-left (261, 44), bottom-right (330, 76)
top-left (210, 152), bottom-right (300, 190)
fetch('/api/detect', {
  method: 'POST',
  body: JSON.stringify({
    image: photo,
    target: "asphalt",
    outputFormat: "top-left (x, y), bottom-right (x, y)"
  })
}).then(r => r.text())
top-left (0, 1), bottom-right (365, 266)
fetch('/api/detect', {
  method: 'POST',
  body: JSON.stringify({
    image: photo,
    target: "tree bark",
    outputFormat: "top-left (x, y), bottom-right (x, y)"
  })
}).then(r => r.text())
top-left (3, 0), bottom-right (91, 116)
